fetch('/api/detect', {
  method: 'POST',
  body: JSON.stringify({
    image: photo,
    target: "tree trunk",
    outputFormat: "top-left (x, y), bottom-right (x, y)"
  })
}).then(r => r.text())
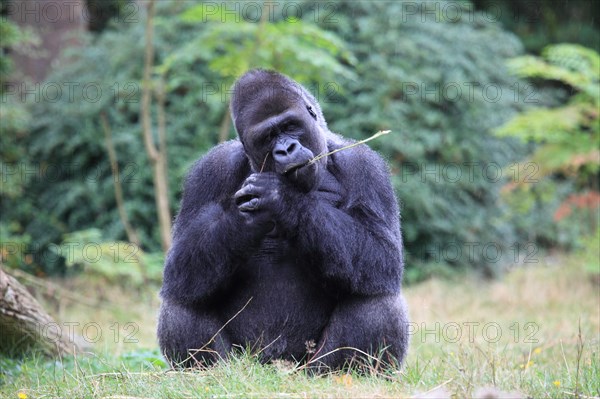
top-left (0, 266), bottom-right (80, 356)
top-left (140, 0), bottom-right (172, 252)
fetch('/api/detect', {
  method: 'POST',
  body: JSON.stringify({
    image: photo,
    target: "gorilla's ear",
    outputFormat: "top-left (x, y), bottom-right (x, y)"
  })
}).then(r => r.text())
top-left (306, 105), bottom-right (317, 120)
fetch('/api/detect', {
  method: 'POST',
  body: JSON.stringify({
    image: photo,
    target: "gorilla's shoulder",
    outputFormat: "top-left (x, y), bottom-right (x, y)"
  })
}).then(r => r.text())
top-left (325, 132), bottom-right (396, 211)
top-left (184, 140), bottom-right (250, 192)
top-left (187, 140), bottom-right (248, 177)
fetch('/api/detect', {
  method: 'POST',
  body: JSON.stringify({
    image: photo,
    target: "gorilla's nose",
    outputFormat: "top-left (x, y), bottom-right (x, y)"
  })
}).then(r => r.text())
top-left (273, 138), bottom-right (300, 162)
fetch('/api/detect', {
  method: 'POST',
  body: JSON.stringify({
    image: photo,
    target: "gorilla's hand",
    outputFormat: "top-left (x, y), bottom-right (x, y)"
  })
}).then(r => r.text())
top-left (234, 172), bottom-right (293, 229)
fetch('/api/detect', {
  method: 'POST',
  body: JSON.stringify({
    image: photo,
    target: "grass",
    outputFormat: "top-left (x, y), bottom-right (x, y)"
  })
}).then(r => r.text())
top-left (1, 248), bottom-right (599, 398)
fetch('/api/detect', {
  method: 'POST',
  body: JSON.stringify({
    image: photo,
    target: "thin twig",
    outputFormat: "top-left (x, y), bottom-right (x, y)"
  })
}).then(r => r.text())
top-left (574, 319), bottom-right (584, 397)
top-left (284, 130), bottom-right (391, 174)
top-left (294, 345), bottom-right (386, 372)
top-left (524, 343), bottom-right (533, 373)
top-left (85, 371), bottom-right (168, 379)
top-left (309, 130), bottom-right (391, 165)
top-left (256, 334), bottom-right (282, 356)
top-left (183, 297), bottom-right (253, 366)
top-left (259, 152), bottom-right (270, 173)
top-left (559, 339), bottom-right (571, 377)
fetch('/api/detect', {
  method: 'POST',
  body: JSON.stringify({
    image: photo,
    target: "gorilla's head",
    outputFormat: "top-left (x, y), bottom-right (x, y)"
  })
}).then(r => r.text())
top-left (231, 69), bottom-right (328, 191)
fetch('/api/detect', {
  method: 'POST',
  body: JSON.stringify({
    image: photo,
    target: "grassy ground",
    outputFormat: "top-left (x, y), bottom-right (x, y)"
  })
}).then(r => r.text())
top-left (1, 249), bottom-right (598, 398)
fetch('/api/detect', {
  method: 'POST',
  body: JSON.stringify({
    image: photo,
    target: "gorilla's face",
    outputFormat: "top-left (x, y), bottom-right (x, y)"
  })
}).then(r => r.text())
top-left (231, 72), bottom-right (328, 192)
top-left (243, 102), bottom-right (326, 191)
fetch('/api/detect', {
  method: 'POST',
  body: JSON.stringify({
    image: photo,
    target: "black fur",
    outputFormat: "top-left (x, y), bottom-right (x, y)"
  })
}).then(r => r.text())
top-left (157, 70), bottom-right (409, 369)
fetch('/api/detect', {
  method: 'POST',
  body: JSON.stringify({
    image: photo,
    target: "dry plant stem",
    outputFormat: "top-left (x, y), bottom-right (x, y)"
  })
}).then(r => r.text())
top-left (309, 130), bottom-right (391, 165)
top-left (474, 344), bottom-right (496, 386)
top-left (574, 320), bottom-right (583, 397)
top-left (256, 334), bottom-right (283, 356)
top-left (259, 152), bottom-right (270, 173)
top-left (525, 344), bottom-right (533, 372)
top-left (295, 345), bottom-right (385, 372)
top-left (84, 371), bottom-right (170, 379)
top-left (283, 130), bottom-right (391, 174)
top-left (560, 339), bottom-right (571, 376)
top-left (184, 297), bottom-right (254, 366)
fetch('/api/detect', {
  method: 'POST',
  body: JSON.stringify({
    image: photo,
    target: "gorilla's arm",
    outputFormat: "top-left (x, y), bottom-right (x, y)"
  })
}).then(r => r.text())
top-left (285, 144), bottom-right (403, 296)
top-left (160, 142), bottom-right (262, 305)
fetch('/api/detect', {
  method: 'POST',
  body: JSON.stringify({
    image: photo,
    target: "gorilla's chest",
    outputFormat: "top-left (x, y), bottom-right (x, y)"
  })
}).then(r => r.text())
top-left (224, 236), bottom-right (333, 357)
top-left (254, 232), bottom-right (290, 259)
top-left (246, 235), bottom-right (309, 290)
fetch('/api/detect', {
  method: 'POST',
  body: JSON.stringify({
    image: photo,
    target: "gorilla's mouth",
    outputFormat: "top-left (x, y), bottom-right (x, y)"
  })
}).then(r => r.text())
top-left (283, 161), bottom-right (309, 176)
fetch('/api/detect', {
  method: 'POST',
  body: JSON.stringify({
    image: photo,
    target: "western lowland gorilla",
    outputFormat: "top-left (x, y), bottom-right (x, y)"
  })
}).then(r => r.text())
top-left (157, 69), bottom-right (409, 370)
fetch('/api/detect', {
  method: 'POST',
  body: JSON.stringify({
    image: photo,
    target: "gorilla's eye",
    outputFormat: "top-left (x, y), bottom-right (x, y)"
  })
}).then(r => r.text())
top-left (306, 105), bottom-right (317, 120)
top-left (263, 129), bottom-right (278, 145)
top-left (281, 121), bottom-right (299, 132)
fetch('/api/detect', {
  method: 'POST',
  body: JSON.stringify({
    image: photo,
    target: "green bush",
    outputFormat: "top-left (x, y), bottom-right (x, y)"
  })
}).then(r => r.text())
top-left (307, 1), bottom-right (531, 278)
top-left (2, 2), bottom-right (216, 273)
top-left (495, 44), bottom-right (599, 248)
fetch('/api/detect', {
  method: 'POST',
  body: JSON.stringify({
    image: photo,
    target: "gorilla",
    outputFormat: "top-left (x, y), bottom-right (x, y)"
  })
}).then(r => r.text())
top-left (157, 69), bottom-right (409, 370)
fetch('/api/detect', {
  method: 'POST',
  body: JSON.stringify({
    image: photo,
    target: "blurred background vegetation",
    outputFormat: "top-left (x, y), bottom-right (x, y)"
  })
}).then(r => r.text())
top-left (1, 0), bottom-right (598, 285)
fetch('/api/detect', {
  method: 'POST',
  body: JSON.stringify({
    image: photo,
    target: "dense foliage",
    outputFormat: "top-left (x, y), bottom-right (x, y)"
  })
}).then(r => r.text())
top-left (496, 44), bottom-right (599, 246)
top-left (1, 1), bottom-right (597, 281)
top-left (309, 1), bottom-right (532, 278)
top-left (0, 9), bottom-right (37, 272)
top-left (473, 0), bottom-right (600, 54)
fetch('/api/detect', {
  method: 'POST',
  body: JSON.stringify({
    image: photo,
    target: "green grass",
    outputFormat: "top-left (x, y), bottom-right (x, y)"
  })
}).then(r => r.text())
top-left (1, 248), bottom-right (599, 398)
